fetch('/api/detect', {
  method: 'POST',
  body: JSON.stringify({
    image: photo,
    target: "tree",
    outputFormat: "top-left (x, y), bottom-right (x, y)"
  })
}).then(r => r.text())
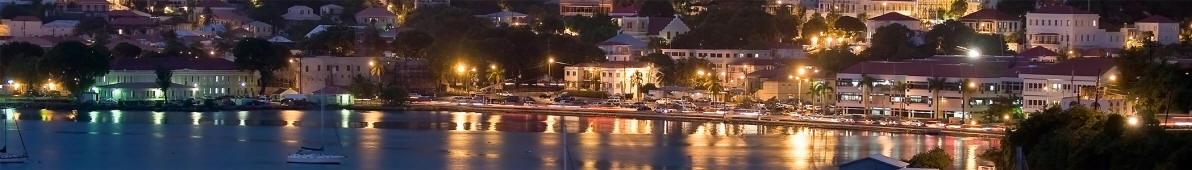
top-left (639, 53), bottom-right (677, 85)
top-left (923, 20), bottom-right (977, 55)
top-left (833, 16), bottom-right (866, 37)
top-left (981, 95), bottom-right (1023, 123)
top-left (671, 7), bottom-right (785, 49)
top-left (563, 14), bottom-right (620, 43)
top-left (859, 75), bottom-right (877, 114)
top-left (160, 30), bottom-right (184, 56)
top-left (392, 30), bottom-right (435, 58)
top-left (112, 43), bottom-right (142, 58)
top-left (302, 26), bottom-right (356, 56)
top-left (347, 74), bottom-right (378, 98)
top-left (638, 0), bottom-right (675, 17)
top-left (996, 0), bottom-right (1036, 17)
top-left (927, 77), bottom-right (949, 119)
top-left (155, 65), bottom-right (173, 102)
top-left (377, 85), bottom-right (408, 106)
top-left (889, 81), bottom-right (910, 117)
top-left (809, 82), bottom-right (834, 115)
top-left (947, 0), bottom-right (968, 19)
top-left (907, 147), bottom-right (953, 169)
top-left (864, 24), bottom-right (921, 61)
top-left (802, 13), bottom-right (828, 38)
top-left (0, 42), bottom-right (45, 88)
top-left (45, 41), bottom-right (110, 100)
top-left (233, 38), bottom-right (290, 95)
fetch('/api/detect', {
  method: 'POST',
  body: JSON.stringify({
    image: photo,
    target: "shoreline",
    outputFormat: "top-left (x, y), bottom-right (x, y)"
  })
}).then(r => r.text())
top-left (405, 103), bottom-right (1006, 138)
top-left (2, 102), bottom-right (1004, 138)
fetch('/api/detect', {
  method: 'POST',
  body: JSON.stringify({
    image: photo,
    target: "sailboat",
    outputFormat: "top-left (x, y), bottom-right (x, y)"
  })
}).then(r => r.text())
top-left (1, 108), bottom-right (29, 163)
top-left (286, 85), bottom-right (344, 164)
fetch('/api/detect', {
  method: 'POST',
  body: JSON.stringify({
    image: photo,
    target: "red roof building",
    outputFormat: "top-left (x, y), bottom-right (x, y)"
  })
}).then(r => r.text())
top-left (1136, 15), bottom-right (1178, 23)
top-left (1031, 5), bottom-right (1093, 14)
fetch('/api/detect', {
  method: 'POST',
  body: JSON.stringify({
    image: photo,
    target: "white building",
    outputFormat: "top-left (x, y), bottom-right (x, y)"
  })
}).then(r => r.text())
top-left (559, 0), bottom-right (611, 17)
top-left (475, 10), bottom-right (528, 27)
top-left (562, 61), bottom-right (658, 97)
top-left (245, 21), bottom-right (272, 37)
top-left (616, 16), bottom-right (690, 42)
top-left (1024, 5), bottom-right (1126, 52)
top-left (817, 0), bottom-right (983, 21)
top-left (1133, 15), bottom-right (1181, 45)
top-left (355, 8), bottom-right (397, 30)
top-left (4, 16), bottom-right (42, 37)
top-left (294, 56), bottom-right (381, 94)
top-left (960, 9), bottom-right (1020, 35)
top-left (282, 6), bottom-right (322, 21)
top-left (865, 12), bottom-right (922, 41)
top-left (42, 20), bottom-right (77, 36)
top-left (660, 47), bottom-right (804, 88)
top-left (96, 57), bottom-right (260, 101)
top-left (834, 55), bottom-right (1030, 118)
top-left (599, 33), bottom-right (647, 61)
top-left (1019, 58), bottom-right (1119, 113)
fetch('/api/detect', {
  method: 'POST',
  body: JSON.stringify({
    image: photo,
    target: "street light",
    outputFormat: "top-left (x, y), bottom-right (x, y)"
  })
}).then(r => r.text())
top-left (1128, 116), bottom-right (1139, 126)
top-left (967, 48), bottom-right (980, 58)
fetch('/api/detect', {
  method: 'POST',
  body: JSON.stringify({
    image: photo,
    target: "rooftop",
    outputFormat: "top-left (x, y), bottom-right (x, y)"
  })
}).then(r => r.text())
top-left (960, 9), bottom-right (1017, 21)
top-left (356, 8), bottom-right (395, 17)
top-left (1137, 15), bottom-right (1178, 23)
top-left (1019, 58), bottom-right (1115, 76)
top-left (1031, 5), bottom-right (1094, 14)
top-left (869, 12), bottom-right (918, 21)
top-left (110, 57), bottom-right (241, 71)
top-left (574, 61), bottom-right (651, 68)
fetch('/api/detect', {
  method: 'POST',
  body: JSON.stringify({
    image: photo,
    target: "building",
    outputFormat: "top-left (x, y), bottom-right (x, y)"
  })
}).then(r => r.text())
top-left (616, 16), bottom-right (690, 42)
top-left (838, 154), bottom-right (911, 170)
top-left (1133, 15), bottom-right (1181, 45)
top-left (559, 0), bottom-right (612, 16)
top-left (960, 9), bottom-right (1020, 35)
top-left (817, 0), bottom-right (983, 22)
top-left (244, 21), bottom-right (272, 38)
top-left (1019, 58), bottom-right (1119, 113)
top-left (598, 33), bottom-right (647, 61)
top-left (475, 10), bottom-right (528, 27)
top-left (96, 57), bottom-right (260, 101)
top-left (834, 55), bottom-right (1032, 118)
top-left (283, 6), bottom-right (322, 21)
top-left (294, 56), bottom-right (381, 94)
top-left (42, 20), bottom-right (78, 36)
top-left (5, 16), bottom-right (42, 37)
top-left (661, 47), bottom-right (804, 71)
top-left (355, 8), bottom-right (397, 30)
top-left (866, 12), bottom-right (922, 41)
top-left (1024, 5), bottom-right (1126, 52)
top-left (415, 0), bottom-right (450, 8)
top-left (562, 61), bottom-right (658, 97)
top-left (319, 4), bottom-right (345, 22)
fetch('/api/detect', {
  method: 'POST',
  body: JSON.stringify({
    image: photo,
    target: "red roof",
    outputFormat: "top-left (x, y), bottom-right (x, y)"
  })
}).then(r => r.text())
top-left (111, 57), bottom-right (240, 70)
top-left (1031, 5), bottom-right (1093, 14)
top-left (960, 9), bottom-right (1017, 21)
top-left (1019, 58), bottom-right (1115, 76)
top-left (869, 12), bottom-right (918, 21)
top-left (610, 4), bottom-right (639, 14)
top-left (12, 16), bottom-right (39, 21)
top-left (355, 8), bottom-right (395, 17)
top-left (1018, 46), bottom-right (1059, 57)
top-left (213, 10), bottom-right (252, 23)
top-left (1137, 15), bottom-right (1177, 23)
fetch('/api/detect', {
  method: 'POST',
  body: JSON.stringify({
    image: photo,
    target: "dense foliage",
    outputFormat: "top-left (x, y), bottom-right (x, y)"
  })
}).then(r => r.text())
top-left (233, 38), bottom-right (291, 95)
top-left (907, 147), bottom-right (953, 169)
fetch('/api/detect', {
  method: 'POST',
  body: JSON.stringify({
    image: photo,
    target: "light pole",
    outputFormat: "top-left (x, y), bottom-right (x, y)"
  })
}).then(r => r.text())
top-left (548, 57), bottom-right (554, 86)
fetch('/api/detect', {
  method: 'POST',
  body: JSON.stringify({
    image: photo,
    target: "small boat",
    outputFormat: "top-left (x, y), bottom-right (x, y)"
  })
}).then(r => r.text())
top-left (0, 152), bottom-right (28, 163)
top-left (286, 88), bottom-right (344, 164)
top-left (286, 149), bottom-right (344, 164)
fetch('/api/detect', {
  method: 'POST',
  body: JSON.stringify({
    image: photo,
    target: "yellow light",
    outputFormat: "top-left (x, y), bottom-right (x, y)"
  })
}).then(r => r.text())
top-left (968, 82), bottom-right (976, 88)
top-left (719, 71), bottom-right (725, 76)
top-left (456, 64), bottom-right (466, 73)
top-left (368, 61), bottom-right (376, 67)
top-left (1003, 114), bottom-right (1010, 120)
top-left (697, 70), bottom-right (705, 76)
top-left (1128, 116), bottom-right (1139, 126)
top-left (490, 64), bottom-right (497, 69)
top-left (788, 75), bottom-right (793, 79)
top-left (1109, 75), bottom-right (1117, 81)
top-left (548, 58), bottom-right (555, 63)
top-left (797, 68), bottom-right (806, 75)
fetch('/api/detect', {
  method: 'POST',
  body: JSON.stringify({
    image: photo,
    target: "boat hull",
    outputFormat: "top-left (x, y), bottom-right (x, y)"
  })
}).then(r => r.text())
top-left (286, 154), bottom-right (344, 164)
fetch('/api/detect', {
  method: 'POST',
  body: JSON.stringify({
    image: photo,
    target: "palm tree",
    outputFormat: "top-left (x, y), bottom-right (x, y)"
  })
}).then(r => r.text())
top-left (927, 77), bottom-right (949, 119)
top-left (629, 71), bottom-right (643, 99)
top-left (889, 81), bottom-right (909, 117)
top-left (809, 82), bottom-right (835, 115)
top-left (859, 75), bottom-right (878, 115)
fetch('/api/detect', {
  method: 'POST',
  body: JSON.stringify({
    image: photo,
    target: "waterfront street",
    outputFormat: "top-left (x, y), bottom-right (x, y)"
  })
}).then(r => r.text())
top-left (0, 109), bottom-right (997, 170)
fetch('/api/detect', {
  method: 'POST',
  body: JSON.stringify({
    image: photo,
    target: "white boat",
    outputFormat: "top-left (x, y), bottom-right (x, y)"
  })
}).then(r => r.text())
top-left (286, 151), bottom-right (344, 164)
top-left (286, 89), bottom-right (344, 164)
top-left (0, 153), bottom-right (28, 163)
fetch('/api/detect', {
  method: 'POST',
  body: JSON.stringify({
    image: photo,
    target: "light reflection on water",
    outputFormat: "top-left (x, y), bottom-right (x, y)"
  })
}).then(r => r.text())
top-left (0, 109), bottom-right (998, 170)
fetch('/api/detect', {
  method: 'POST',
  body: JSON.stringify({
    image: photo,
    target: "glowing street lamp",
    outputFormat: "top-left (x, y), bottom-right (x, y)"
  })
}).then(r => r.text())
top-left (967, 48), bottom-right (980, 58)
top-left (1128, 116), bottom-right (1139, 126)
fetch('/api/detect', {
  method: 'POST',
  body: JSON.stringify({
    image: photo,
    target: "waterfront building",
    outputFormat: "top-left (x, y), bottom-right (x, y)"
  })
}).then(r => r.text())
top-left (816, 0), bottom-right (983, 22)
top-left (562, 61), bottom-right (658, 97)
top-left (294, 56), bottom-right (381, 94)
top-left (1019, 58), bottom-right (1120, 113)
top-left (834, 55), bottom-right (1031, 118)
top-left (96, 57), bottom-right (259, 101)
top-left (4, 16), bottom-right (43, 37)
top-left (748, 64), bottom-right (826, 102)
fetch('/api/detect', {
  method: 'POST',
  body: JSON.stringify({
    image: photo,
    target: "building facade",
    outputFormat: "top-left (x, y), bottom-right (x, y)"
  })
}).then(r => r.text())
top-left (294, 56), bottom-right (381, 94)
top-left (96, 57), bottom-right (259, 101)
top-left (563, 61), bottom-right (658, 97)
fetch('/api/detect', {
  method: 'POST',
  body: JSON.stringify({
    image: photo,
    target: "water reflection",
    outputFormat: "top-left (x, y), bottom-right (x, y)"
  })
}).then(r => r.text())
top-left (1, 109), bottom-right (998, 170)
